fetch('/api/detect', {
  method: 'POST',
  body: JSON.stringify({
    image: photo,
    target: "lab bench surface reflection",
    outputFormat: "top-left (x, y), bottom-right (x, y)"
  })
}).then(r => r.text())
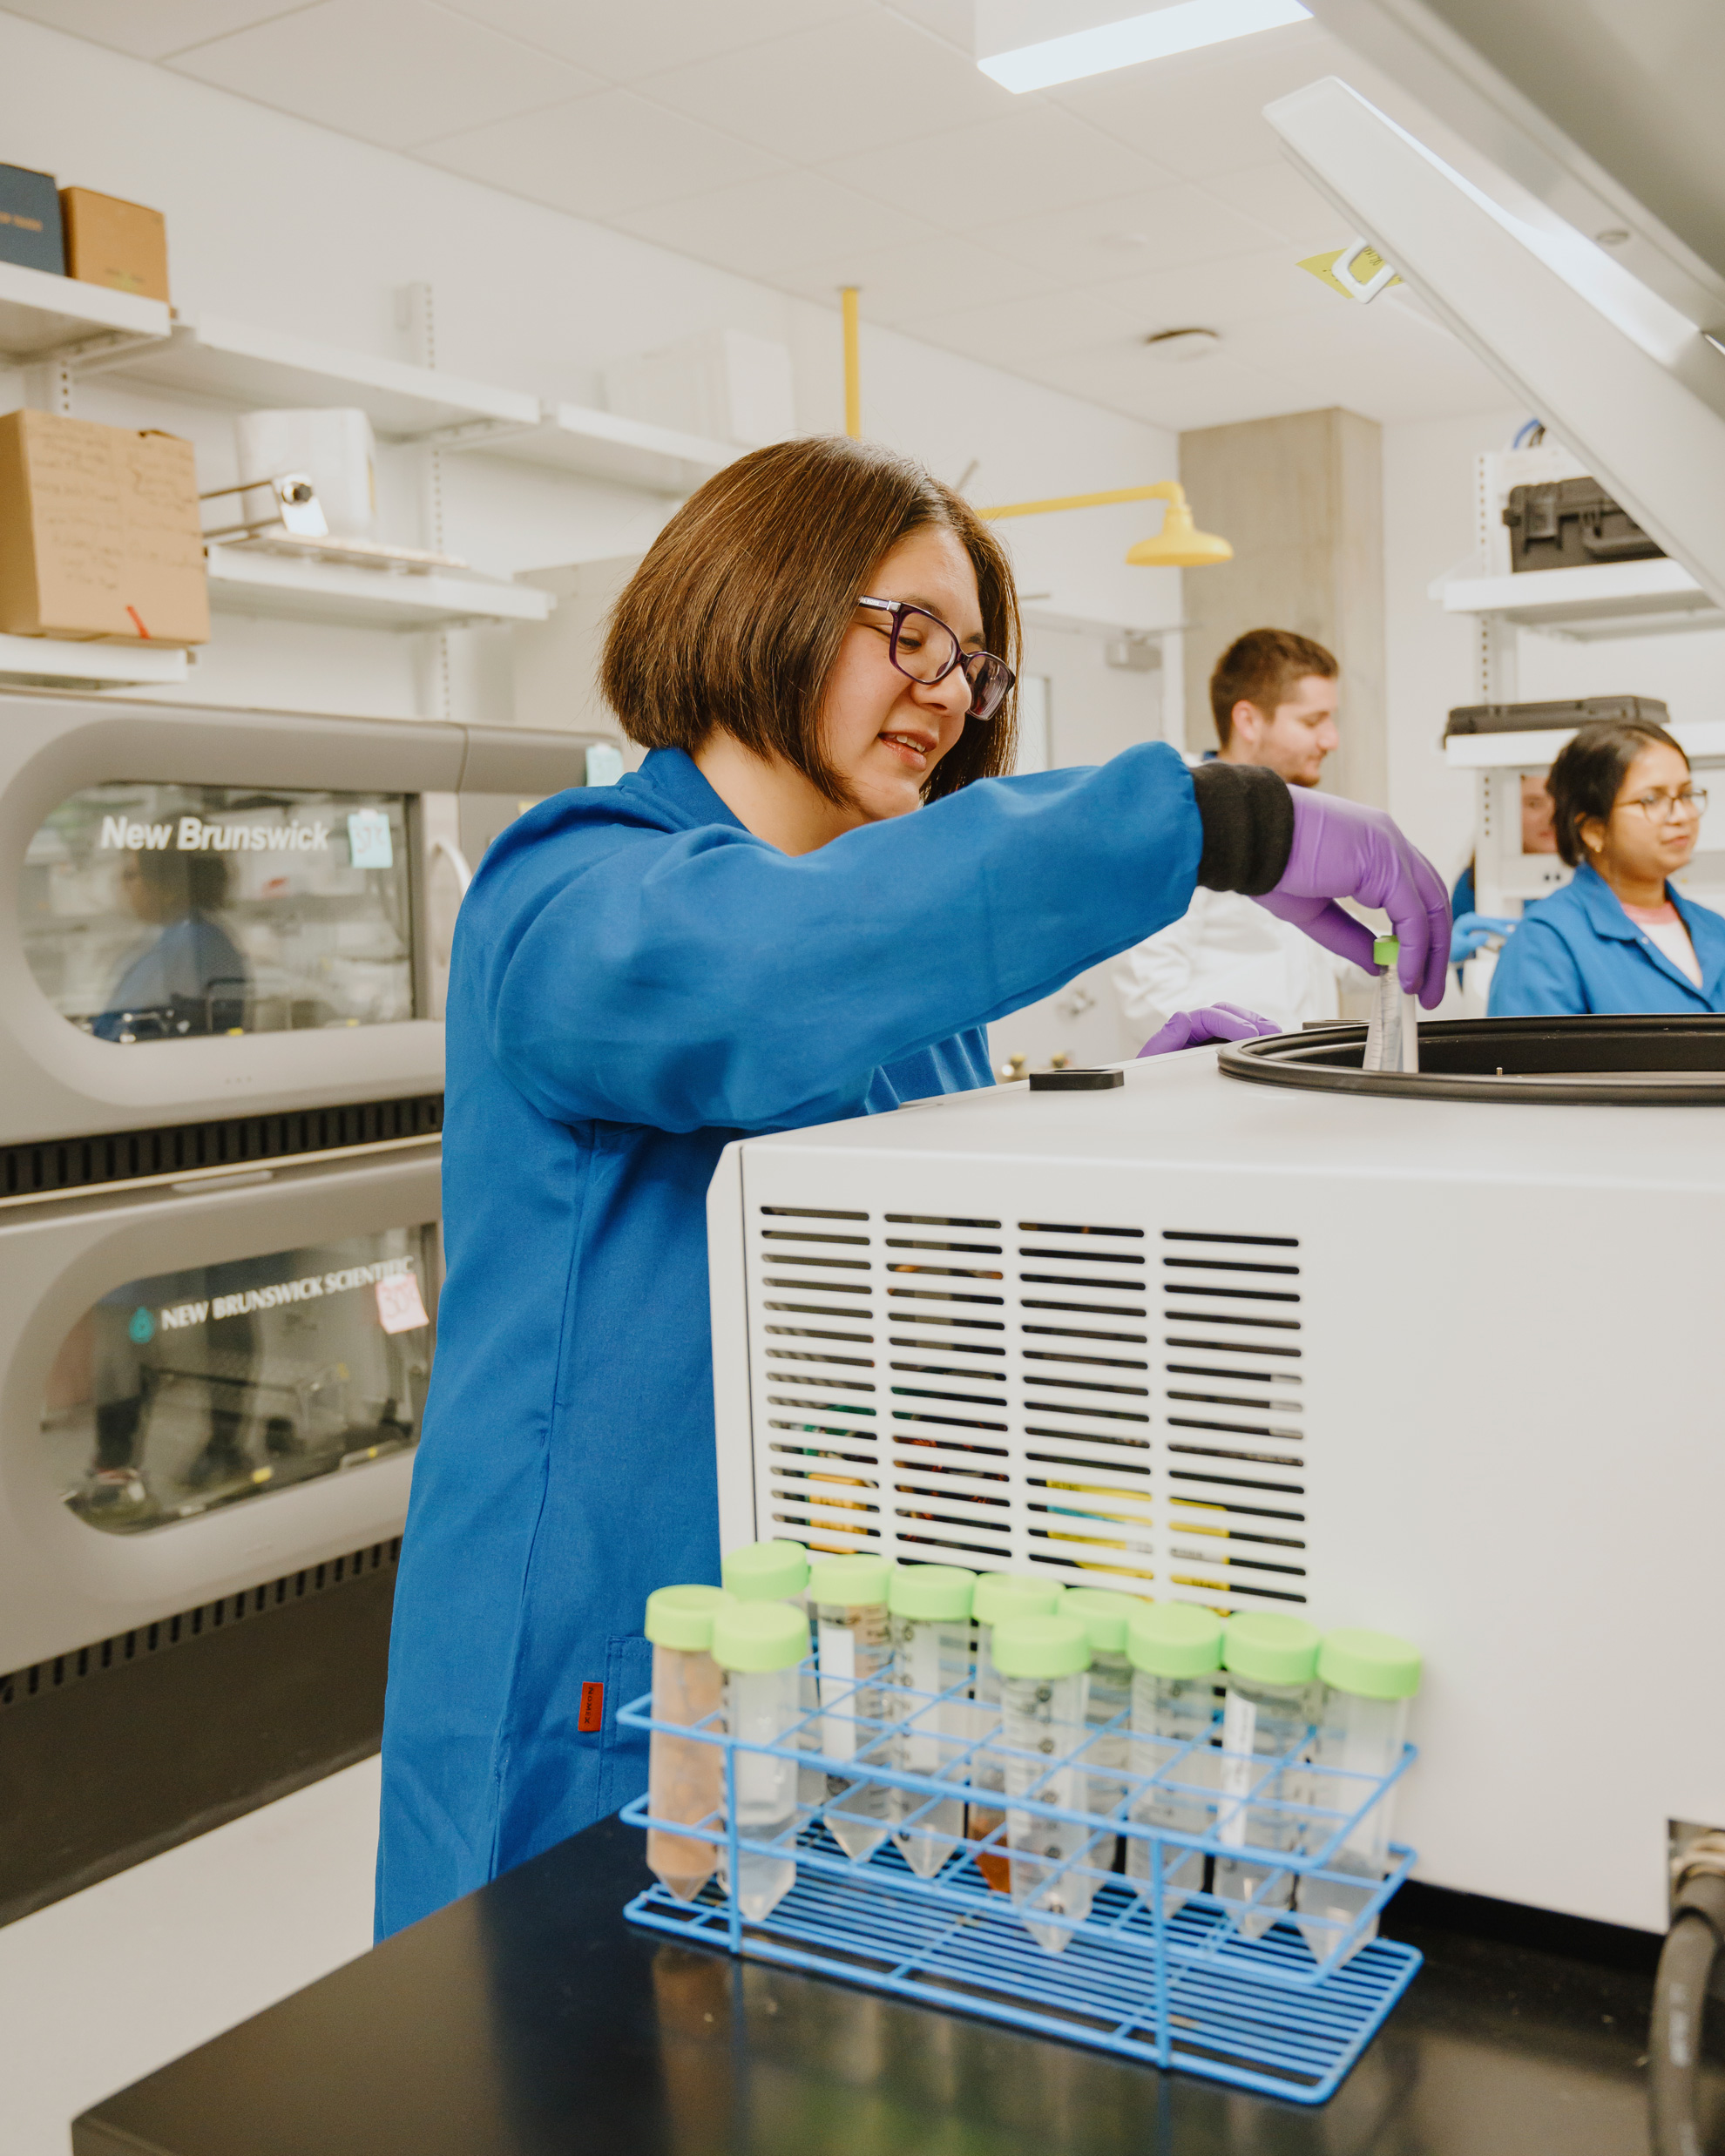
top-left (72, 1813), bottom-right (1721, 2156)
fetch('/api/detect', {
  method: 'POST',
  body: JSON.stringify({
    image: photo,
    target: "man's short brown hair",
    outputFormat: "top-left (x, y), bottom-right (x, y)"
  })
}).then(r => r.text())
top-left (601, 436), bottom-right (1019, 806)
top-left (1210, 628), bottom-right (1338, 747)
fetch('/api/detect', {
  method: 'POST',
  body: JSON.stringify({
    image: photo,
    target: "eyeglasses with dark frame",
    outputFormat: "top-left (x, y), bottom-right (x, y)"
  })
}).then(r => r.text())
top-left (857, 596), bottom-right (1015, 721)
top-left (1619, 786), bottom-right (1708, 825)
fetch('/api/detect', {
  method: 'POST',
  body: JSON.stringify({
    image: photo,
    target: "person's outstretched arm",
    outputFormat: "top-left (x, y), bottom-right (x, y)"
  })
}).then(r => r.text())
top-left (470, 747), bottom-right (1287, 1133)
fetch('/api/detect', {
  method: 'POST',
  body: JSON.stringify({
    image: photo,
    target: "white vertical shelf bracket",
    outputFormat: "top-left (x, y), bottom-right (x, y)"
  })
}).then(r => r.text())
top-left (1478, 613), bottom-right (1518, 704)
top-left (399, 280), bottom-right (453, 720)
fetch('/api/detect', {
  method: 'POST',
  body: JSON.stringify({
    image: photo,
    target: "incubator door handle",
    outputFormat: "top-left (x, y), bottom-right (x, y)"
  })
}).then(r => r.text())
top-left (431, 838), bottom-right (473, 896)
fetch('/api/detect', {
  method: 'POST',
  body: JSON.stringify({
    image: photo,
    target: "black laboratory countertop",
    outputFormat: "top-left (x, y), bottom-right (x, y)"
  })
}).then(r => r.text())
top-left (72, 1813), bottom-right (1723, 2156)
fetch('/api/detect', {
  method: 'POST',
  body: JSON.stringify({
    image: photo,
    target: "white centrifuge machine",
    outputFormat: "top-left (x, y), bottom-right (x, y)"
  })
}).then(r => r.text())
top-left (709, 1022), bottom-right (1725, 1938)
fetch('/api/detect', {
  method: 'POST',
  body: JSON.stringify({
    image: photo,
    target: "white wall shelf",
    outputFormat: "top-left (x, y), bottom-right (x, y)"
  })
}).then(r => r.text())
top-left (206, 546), bottom-right (555, 631)
top-left (0, 259), bottom-right (171, 364)
top-left (0, 291), bottom-right (743, 496)
top-left (1439, 558), bottom-right (1723, 640)
top-left (91, 314), bottom-right (539, 442)
top-left (0, 630), bottom-right (188, 690)
top-left (458, 401), bottom-right (736, 494)
top-left (1444, 716), bottom-right (1725, 770)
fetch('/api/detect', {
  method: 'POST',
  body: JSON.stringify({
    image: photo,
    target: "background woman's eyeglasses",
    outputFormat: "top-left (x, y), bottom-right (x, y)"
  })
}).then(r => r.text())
top-left (1621, 787), bottom-right (1708, 824)
top-left (857, 597), bottom-right (1014, 721)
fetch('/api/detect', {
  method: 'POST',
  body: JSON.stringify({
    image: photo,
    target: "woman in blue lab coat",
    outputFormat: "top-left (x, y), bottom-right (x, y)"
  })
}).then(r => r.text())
top-left (375, 437), bottom-right (1451, 1938)
top-left (1489, 718), bottom-right (1725, 1015)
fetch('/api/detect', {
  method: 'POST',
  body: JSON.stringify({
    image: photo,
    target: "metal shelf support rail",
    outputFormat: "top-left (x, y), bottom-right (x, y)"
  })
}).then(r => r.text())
top-left (619, 1665), bottom-right (1421, 2103)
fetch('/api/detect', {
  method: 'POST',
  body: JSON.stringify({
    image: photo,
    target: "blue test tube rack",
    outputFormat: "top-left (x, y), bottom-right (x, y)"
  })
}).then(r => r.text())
top-left (619, 1653), bottom-right (1421, 2105)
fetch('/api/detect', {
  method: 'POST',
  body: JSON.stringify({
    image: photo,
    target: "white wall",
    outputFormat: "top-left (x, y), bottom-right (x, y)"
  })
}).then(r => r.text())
top-left (1382, 405), bottom-right (1725, 893)
top-left (0, 12), bottom-right (1181, 727)
top-left (1023, 619), bottom-right (1161, 769)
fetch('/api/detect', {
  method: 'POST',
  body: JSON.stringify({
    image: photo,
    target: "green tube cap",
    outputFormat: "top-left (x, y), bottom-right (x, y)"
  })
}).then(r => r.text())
top-left (711, 1599), bottom-right (809, 1674)
top-left (1373, 934), bottom-right (1399, 967)
top-left (1063, 1587), bottom-right (1140, 1656)
top-left (722, 1540), bottom-right (809, 1602)
top-left (645, 1584), bottom-right (730, 1652)
top-left (1127, 1601), bottom-right (1223, 1679)
top-left (990, 1613), bottom-right (1091, 1680)
top-left (1318, 1627), bottom-right (1422, 1700)
top-left (890, 1564), bottom-right (976, 1622)
top-left (807, 1553), bottom-right (891, 1608)
top-left (1223, 1611), bottom-right (1321, 1686)
top-left (972, 1572), bottom-right (1065, 1626)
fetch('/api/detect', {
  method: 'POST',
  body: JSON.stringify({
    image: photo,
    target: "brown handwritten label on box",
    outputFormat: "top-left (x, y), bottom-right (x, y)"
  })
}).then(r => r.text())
top-left (0, 411), bottom-right (209, 645)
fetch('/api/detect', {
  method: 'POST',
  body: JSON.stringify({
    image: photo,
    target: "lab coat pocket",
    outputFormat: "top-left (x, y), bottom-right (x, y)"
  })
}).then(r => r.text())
top-left (596, 1632), bottom-right (653, 1819)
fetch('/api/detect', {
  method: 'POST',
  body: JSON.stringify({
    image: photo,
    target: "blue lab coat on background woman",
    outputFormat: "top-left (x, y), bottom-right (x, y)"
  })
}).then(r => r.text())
top-left (375, 740), bottom-right (1214, 1938)
top-left (1488, 862), bottom-right (1725, 1015)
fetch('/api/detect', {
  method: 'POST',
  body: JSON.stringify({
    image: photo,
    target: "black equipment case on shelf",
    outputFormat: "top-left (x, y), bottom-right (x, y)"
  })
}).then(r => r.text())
top-left (1503, 476), bottom-right (1664, 572)
top-left (1444, 694), bottom-right (1670, 737)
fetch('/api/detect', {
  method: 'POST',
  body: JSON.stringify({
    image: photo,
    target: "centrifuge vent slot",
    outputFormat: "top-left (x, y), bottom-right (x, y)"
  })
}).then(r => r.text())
top-left (745, 1201), bottom-right (1316, 1606)
top-left (754, 1205), bottom-right (885, 1558)
top-left (1160, 1230), bottom-right (1306, 1612)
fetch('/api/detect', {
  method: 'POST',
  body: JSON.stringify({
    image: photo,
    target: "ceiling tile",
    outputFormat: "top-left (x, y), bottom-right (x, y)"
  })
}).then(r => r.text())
top-left (613, 169), bottom-right (927, 284)
top-left (420, 87), bottom-right (784, 219)
top-left (0, 0), bottom-right (303, 57)
top-left (817, 105), bottom-right (1172, 233)
top-left (1201, 160), bottom-right (1353, 253)
top-left (973, 183), bottom-right (1278, 286)
top-left (1226, 298), bottom-right (1505, 415)
top-left (632, 13), bottom-right (1014, 167)
top-left (431, 0), bottom-right (857, 82)
top-left (170, 0), bottom-right (600, 149)
top-left (1262, 348), bottom-right (1509, 423)
top-left (781, 236), bottom-right (1053, 325)
top-left (896, 288), bottom-right (1145, 368)
top-left (1079, 246), bottom-right (1341, 335)
top-left (1045, 24), bottom-right (1351, 181)
top-left (877, 0), bottom-right (971, 47)
top-left (1032, 345), bottom-right (1316, 431)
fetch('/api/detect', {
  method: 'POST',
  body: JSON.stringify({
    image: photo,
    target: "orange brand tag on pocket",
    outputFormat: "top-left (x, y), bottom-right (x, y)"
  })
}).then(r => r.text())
top-left (578, 1681), bottom-right (605, 1734)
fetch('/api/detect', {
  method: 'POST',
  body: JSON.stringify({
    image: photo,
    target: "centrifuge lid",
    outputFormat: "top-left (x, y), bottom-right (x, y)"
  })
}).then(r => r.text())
top-left (1219, 1015), bottom-right (1725, 1105)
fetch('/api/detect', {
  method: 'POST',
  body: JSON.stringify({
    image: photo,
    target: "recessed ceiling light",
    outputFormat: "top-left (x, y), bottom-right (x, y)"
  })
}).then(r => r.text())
top-left (1146, 327), bottom-right (1221, 362)
top-left (977, 0), bottom-right (1311, 95)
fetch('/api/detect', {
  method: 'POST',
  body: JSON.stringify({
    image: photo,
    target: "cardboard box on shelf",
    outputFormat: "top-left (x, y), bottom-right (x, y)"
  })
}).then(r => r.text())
top-left (59, 186), bottom-right (168, 303)
top-left (0, 409), bottom-right (209, 645)
top-left (0, 163), bottom-right (64, 275)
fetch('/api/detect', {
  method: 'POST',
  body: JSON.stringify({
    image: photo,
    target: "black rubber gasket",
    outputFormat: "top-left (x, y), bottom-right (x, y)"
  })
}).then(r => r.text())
top-left (1218, 1014), bottom-right (1725, 1105)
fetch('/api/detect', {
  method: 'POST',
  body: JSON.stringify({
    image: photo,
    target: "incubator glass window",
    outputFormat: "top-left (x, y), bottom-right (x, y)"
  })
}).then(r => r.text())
top-left (22, 783), bottom-right (415, 1042)
top-left (44, 1226), bottom-right (436, 1534)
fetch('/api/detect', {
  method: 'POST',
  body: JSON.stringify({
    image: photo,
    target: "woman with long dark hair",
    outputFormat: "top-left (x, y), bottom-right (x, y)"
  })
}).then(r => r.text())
top-left (375, 436), bottom-right (1449, 1936)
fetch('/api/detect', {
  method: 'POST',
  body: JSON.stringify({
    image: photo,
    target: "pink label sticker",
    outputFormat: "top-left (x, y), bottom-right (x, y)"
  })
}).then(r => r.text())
top-left (375, 1271), bottom-right (430, 1335)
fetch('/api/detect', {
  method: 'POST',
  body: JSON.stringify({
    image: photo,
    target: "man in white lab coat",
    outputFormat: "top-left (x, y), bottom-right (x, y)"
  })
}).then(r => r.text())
top-left (1114, 628), bottom-right (1358, 1041)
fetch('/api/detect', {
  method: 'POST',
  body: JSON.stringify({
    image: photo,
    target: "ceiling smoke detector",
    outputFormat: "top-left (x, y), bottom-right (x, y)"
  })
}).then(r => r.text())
top-left (1145, 327), bottom-right (1221, 363)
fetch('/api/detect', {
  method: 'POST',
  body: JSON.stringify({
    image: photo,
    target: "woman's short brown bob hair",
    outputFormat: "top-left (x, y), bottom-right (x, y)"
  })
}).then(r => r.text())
top-left (600, 435), bottom-right (1019, 805)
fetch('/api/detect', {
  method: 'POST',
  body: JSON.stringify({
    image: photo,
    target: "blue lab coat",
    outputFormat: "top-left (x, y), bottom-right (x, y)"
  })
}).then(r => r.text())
top-left (1488, 862), bottom-right (1725, 1015)
top-left (376, 742), bottom-right (1208, 1938)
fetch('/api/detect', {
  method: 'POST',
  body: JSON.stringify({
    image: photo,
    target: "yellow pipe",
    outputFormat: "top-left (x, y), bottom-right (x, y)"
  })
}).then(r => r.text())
top-left (842, 287), bottom-right (861, 440)
top-left (977, 481), bottom-right (1182, 520)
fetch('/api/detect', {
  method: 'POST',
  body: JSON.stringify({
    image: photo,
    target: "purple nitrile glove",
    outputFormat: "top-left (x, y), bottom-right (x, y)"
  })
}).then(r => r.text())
top-left (1252, 790), bottom-right (1451, 1008)
top-left (1138, 1002), bottom-right (1280, 1058)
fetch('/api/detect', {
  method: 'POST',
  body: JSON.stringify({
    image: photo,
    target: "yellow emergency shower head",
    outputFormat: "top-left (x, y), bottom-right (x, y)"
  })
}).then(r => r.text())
top-left (977, 479), bottom-right (1232, 568)
top-left (1124, 483), bottom-right (1233, 567)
